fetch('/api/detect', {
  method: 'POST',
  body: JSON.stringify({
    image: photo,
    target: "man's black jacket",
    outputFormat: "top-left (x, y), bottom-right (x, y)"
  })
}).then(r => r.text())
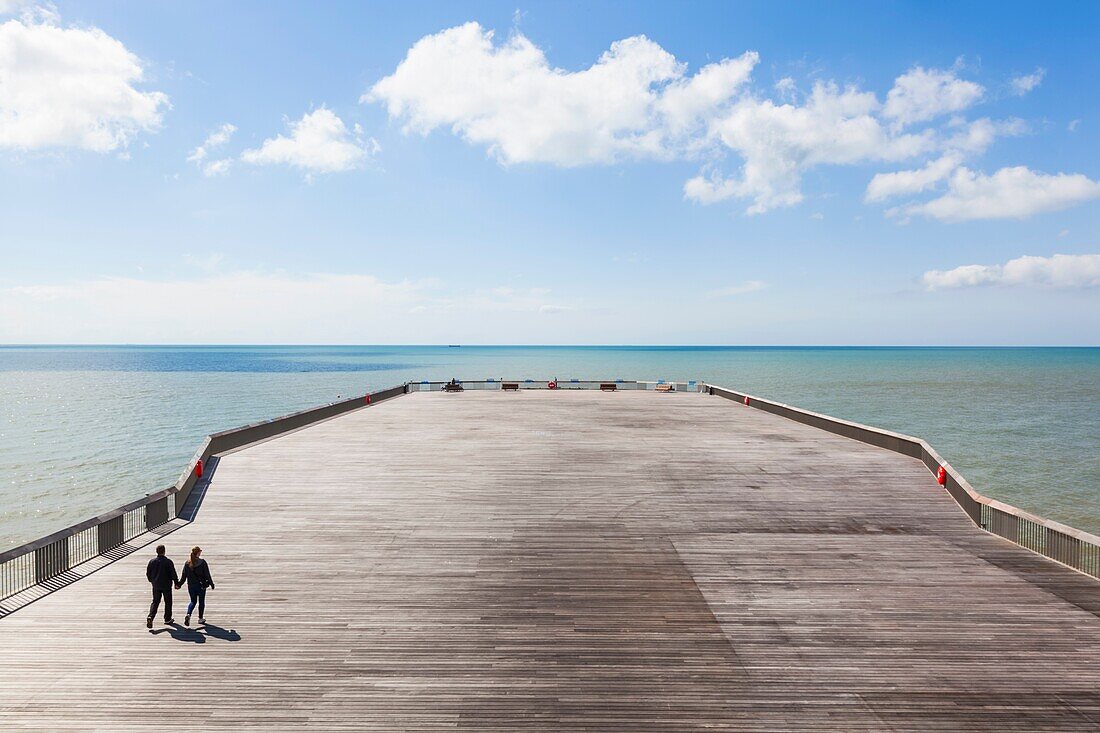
top-left (146, 555), bottom-right (179, 591)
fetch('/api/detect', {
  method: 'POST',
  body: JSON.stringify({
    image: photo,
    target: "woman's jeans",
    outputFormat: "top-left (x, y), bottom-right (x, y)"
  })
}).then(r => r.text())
top-left (186, 585), bottom-right (206, 618)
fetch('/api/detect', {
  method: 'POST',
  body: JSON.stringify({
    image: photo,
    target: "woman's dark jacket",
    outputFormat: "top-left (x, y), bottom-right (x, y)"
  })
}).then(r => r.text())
top-left (180, 558), bottom-right (214, 589)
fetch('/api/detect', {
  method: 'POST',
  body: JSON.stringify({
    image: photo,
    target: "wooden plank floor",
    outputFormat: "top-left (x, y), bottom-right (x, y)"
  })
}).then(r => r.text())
top-left (2, 390), bottom-right (1099, 731)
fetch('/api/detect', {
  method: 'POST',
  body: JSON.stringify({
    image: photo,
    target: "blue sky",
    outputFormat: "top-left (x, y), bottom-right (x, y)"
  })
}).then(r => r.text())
top-left (1, 0), bottom-right (1098, 344)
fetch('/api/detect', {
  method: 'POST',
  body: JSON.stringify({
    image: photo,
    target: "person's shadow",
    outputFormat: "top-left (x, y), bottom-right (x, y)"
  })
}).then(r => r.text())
top-left (150, 622), bottom-right (241, 644)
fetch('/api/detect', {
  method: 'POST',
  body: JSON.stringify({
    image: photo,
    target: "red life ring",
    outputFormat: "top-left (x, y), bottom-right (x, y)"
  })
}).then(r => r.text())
top-left (548, 380), bottom-right (557, 390)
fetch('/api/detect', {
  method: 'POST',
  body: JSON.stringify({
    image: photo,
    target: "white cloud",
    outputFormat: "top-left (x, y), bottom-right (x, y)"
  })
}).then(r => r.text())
top-left (897, 166), bottom-right (1100, 222)
top-left (657, 52), bottom-right (758, 136)
top-left (945, 116), bottom-right (1027, 154)
top-left (865, 153), bottom-right (962, 202)
top-left (187, 122), bottom-right (236, 176)
top-left (0, 15), bottom-right (168, 152)
top-left (923, 254), bottom-right (1100, 290)
top-left (366, 22), bottom-right (694, 166)
top-left (774, 76), bottom-right (797, 100)
top-left (866, 118), bottom-right (1026, 204)
top-left (188, 122), bottom-right (235, 162)
top-left (367, 23), bottom-right (1063, 218)
top-left (883, 66), bottom-right (983, 127)
top-left (241, 108), bottom-right (376, 177)
top-left (201, 158), bottom-right (232, 177)
top-left (1010, 68), bottom-right (1045, 96)
top-left (1068, 119), bottom-right (1080, 132)
top-left (687, 81), bottom-right (933, 213)
top-left (707, 280), bottom-right (766, 297)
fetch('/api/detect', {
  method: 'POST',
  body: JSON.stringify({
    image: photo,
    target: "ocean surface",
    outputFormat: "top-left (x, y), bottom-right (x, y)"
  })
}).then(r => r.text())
top-left (1, 345), bottom-right (1098, 551)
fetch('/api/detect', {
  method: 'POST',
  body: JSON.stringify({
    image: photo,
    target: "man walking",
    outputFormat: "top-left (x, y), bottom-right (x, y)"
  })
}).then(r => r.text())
top-left (146, 544), bottom-right (179, 628)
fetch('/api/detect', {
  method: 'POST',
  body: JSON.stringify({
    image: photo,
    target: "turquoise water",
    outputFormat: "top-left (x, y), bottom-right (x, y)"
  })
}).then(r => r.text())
top-left (1, 345), bottom-right (1098, 551)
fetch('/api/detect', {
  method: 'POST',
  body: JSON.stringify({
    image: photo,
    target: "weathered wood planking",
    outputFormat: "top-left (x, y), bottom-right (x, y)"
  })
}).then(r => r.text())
top-left (1, 390), bottom-right (1098, 731)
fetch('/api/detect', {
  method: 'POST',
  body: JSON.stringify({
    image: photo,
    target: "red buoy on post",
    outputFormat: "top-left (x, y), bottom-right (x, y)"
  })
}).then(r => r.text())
top-left (195, 459), bottom-right (203, 479)
top-left (936, 466), bottom-right (947, 486)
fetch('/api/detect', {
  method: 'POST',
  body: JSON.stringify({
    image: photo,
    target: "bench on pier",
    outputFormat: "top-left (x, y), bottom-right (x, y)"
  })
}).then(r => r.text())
top-left (442, 383), bottom-right (464, 392)
top-left (655, 383), bottom-right (675, 393)
top-left (502, 383), bottom-right (519, 391)
top-left (600, 383), bottom-right (617, 392)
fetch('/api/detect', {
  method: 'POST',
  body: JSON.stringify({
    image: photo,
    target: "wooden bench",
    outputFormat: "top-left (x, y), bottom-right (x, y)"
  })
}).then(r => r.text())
top-left (655, 383), bottom-right (675, 393)
top-left (600, 383), bottom-right (617, 392)
top-left (502, 383), bottom-right (519, 391)
top-left (442, 383), bottom-right (464, 392)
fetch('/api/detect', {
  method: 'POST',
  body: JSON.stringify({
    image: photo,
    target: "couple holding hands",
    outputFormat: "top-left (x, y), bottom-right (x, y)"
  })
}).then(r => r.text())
top-left (145, 544), bottom-right (215, 628)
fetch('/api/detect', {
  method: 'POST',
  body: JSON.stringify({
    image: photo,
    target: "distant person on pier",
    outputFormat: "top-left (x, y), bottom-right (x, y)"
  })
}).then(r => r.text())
top-left (145, 545), bottom-right (179, 628)
top-left (176, 545), bottom-right (215, 626)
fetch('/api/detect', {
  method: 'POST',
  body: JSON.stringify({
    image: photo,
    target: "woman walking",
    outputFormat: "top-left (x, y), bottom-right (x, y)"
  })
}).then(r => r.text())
top-left (177, 546), bottom-right (215, 626)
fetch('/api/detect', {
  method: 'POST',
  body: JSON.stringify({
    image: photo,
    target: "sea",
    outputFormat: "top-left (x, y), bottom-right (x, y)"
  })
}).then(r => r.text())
top-left (1, 345), bottom-right (1098, 551)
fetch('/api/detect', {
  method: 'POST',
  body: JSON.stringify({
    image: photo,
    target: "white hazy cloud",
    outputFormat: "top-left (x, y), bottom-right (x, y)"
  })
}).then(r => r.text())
top-left (0, 272), bottom-right (432, 343)
top-left (0, 0), bottom-right (31, 14)
top-left (707, 280), bottom-right (766, 297)
top-left (883, 66), bottom-right (983, 127)
top-left (897, 166), bottom-right (1100, 222)
top-left (0, 272), bottom-right (586, 342)
top-left (201, 158), bottom-right (232, 177)
top-left (0, 15), bottom-right (168, 152)
top-left (188, 122), bottom-right (236, 176)
top-left (1010, 68), bottom-right (1045, 96)
top-left (866, 153), bottom-right (962, 202)
top-left (241, 108), bottom-right (376, 177)
top-left (923, 254), bottom-right (1100, 290)
top-left (367, 23), bottom-right (1011, 215)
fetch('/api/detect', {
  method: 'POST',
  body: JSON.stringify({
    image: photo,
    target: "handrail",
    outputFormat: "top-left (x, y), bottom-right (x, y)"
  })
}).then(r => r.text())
top-left (0, 486), bottom-right (177, 564)
top-left (0, 382), bottom-right (410, 604)
top-left (407, 378), bottom-right (702, 391)
top-left (705, 384), bottom-right (1100, 579)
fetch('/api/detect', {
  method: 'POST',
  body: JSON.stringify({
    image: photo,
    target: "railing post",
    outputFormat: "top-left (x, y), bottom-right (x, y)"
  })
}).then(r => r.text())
top-left (97, 515), bottom-right (125, 552)
top-left (34, 537), bottom-right (70, 584)
top-left (145, 496), bottom-right (169, 530)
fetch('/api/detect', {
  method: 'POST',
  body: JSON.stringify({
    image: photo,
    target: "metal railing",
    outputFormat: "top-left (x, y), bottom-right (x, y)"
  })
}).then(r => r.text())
top-left (706, 384), bottom-right (1100, 580)
top-left (0, 383), bottom-right (409, 605)
top-left (1, 488), bottom-right (176, 602)
top-left (407, 378), bottom-right (703, 392)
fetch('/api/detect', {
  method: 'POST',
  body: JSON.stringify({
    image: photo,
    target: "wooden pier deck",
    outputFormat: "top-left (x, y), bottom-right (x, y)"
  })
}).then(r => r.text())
top-left (2, 389), bottom-right (1099, 731)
